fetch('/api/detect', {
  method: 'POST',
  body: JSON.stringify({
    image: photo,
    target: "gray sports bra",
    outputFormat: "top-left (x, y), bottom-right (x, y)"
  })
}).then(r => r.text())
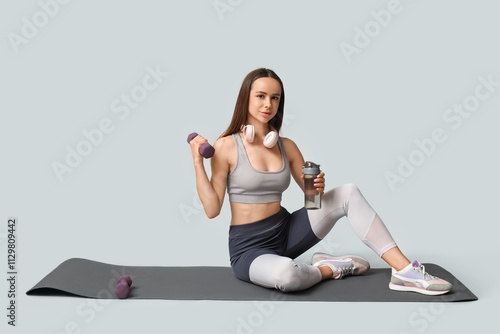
top-left (227, 132), bottom-right (291, 204)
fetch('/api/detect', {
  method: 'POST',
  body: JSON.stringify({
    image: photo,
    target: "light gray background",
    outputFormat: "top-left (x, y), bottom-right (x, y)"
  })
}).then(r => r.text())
top-left (1, 0), bottom-right (498, 333)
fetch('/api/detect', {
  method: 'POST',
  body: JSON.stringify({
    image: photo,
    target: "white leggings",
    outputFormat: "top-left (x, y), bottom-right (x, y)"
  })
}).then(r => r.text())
top-left (246, 183), bottom-right (397, 292)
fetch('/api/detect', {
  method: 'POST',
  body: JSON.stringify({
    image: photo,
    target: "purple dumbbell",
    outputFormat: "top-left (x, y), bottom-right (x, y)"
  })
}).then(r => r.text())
top-left (118, 275), bottom-right (132, 286)
top-left (114, 275), bottom-right (132, 299)
top-left (187, 132), bottom-right (215, 159)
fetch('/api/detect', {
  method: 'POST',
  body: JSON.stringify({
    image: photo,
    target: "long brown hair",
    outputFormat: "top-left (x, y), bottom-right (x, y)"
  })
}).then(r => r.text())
top-left (218, 68), bottom-right (285, 140)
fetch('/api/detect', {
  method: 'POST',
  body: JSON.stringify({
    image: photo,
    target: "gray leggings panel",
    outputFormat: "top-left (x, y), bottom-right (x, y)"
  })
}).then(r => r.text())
top-left (306, 183), bottom-right (397, 256)
top-left (249, 254), bottom-right (322, 292)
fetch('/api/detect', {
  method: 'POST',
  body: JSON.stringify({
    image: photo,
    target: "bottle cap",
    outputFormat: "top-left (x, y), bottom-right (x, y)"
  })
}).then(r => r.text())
top-left (302, 161), bottom-right (321, 175)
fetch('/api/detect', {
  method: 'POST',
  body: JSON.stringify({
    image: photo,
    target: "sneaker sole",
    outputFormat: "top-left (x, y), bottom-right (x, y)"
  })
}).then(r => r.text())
top-left (389, 282), bottom-right (451, 296)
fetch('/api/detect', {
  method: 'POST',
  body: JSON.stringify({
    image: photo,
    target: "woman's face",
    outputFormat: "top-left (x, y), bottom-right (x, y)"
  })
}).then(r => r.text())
top-left (247, 77), bottom-right (281, 125)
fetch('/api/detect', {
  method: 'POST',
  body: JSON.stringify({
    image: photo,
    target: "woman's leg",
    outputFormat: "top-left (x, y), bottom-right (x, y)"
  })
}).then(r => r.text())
top-left (305, 183), bottom-right (410, 268)
top-left (248, 253), bottom-right (323, 292)
top-left (278, 183), bottom-right (451, 295)
top-left (235, 207), bottom-right (363, 292)
top-left (381, 246), bottom-right (411, 271)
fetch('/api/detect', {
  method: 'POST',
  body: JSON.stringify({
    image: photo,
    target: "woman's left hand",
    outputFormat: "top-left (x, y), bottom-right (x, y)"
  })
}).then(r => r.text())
top-left (314, 172), bottom-right (326, 194)
top-left (301, 172), bottom-right (326, 194)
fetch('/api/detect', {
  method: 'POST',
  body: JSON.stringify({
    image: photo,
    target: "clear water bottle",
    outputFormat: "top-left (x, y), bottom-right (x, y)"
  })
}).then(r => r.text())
top-left (302, 161), bottom-right (322, 210)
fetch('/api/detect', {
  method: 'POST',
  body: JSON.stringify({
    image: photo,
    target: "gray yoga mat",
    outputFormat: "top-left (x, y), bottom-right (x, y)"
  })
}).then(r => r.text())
top-left (26, 258), bottom-right (477, 302)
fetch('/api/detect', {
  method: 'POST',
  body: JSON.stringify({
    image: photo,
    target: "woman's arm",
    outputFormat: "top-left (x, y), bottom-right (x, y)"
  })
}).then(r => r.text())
top-left (282, 137), bottom-right (306, 193)
top-left (189, 135), bottom-right (229, 219)
top-left (282, 137), bottom-right (325, 194)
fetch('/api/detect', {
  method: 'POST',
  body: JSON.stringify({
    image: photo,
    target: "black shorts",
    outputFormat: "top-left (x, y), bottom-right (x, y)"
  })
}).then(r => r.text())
top-left (228, 206), bottom-right (321, 282)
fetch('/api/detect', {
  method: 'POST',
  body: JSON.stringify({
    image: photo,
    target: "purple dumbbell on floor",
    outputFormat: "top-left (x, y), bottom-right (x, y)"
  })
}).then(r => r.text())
top-left (187, 132), bottom-right (215, 159)
top-left (114, 275), bottom-right (132, 299)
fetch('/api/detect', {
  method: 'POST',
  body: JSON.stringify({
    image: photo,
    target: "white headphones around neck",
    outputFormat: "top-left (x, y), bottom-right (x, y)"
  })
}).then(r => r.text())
top-left (240, 124), bottom-right (279, 148)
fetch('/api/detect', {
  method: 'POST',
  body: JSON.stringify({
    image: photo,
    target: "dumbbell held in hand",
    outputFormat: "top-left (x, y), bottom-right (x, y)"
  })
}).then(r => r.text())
top-left (187, 132), bottom-right (215, 159)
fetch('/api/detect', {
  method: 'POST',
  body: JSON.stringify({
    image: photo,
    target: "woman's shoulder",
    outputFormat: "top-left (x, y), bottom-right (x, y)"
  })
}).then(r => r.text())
top-left (214, 133), bottom-right (235, 147)
top-left (280, 136), bottom-right (302, 161)
top-left (213, 134), bottom-right (236, 158)
top-left (280, 136), bottom-right (298, 150)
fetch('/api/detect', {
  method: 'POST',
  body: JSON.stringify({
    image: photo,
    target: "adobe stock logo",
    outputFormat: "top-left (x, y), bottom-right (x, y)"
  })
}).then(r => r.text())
top-left (51, 64), bottom-right (169, 182)
top-left (212, 0), bottom-right (244, 21)
top-left (7, 0), bottom-right (73, 54)
top-left (339, 0), bottom-right (414, 63)
top-left (384, 74), bottom-right (499, 191)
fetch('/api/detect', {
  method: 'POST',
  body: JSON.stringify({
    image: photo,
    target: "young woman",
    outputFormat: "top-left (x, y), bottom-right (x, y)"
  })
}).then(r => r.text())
top-left (189, 67), bottom-right (452, 295)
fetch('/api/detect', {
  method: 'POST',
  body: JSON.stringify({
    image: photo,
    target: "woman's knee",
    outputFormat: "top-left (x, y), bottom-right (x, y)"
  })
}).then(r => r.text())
top-left (324, 183), bottom-right (359, 198)
top-left (275, 260), bottom-right (317, 292)
top-left (249, 255), bottom-right (320, 292)
top-left (341, 183), bottom-right (360, 195)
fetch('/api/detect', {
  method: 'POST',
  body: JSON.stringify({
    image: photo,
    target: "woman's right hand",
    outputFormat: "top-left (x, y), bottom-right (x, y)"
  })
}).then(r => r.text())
top-left (189, 134), bottom-right (208, 165)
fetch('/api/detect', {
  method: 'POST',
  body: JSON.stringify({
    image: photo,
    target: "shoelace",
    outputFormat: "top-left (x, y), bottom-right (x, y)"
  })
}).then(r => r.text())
top-left (414, 263), bottom-right (437, 280)
top-left (335, 265), bottom-right (356, 279)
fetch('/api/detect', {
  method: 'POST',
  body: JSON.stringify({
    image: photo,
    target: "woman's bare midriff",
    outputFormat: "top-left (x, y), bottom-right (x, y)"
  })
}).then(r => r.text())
top-left (230, 201), bottom-right (282, 226)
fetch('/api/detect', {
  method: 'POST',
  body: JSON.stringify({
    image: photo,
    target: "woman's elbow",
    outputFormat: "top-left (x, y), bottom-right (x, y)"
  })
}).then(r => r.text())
top-left (204, 196), bottom-right (223, 219)
top-left (206, 208), bottom-right (220, 219)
